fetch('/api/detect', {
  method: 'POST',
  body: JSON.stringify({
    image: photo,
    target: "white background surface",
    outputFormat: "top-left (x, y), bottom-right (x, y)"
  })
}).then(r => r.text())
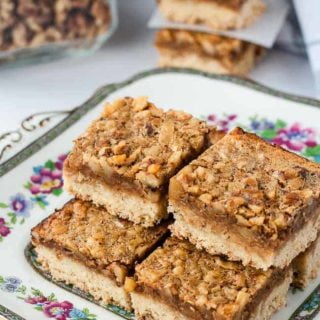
top-left (0, 0), bottom-right (318, 135)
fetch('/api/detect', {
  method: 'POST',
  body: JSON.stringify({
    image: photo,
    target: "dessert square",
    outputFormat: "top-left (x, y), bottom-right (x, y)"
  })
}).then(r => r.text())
top-left (157, 0), bottom-right (266, 30)
top-left (169, 127), bottom-right (320, 270)
top-left (131, 237), bottom-right (292, 320)
top-left (31, 199), bottom-right (169, 311)
top-left (63, 96), bottom-right (210, 226)
top-left (292, 233), bottom-right (320, 288)
top-left (155, 29), bottom-right (265, 76)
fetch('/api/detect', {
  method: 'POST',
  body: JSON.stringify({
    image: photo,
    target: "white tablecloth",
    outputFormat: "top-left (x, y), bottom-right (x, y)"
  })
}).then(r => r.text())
top-left (0, 0), bottom-right (318, 135)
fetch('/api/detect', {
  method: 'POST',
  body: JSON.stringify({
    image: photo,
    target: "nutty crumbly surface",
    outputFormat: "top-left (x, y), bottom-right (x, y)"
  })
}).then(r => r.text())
top-left (0, 0), bottom-right (110, 52)
top-left (170, 127), bottom-right (320, 244)
top-left (65, 97), bottom-right (209, 190)
top-left (135, 237), bottom-right (283, 320)
top-left (32, 199), bottom-right (169, 284)
top-left (156, 30), bottom-right (262, 69)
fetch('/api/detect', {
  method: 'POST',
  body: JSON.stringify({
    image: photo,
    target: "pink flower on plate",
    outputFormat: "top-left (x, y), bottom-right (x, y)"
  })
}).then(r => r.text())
top-left (9, 193), bottom-right (33, 217)
top-left (272, 123), bottom-right (317, 152)
top-left (0, 217), bottom-right (10, 237)
top-left (30, 168), bottom-right (63, 195)
top-left (206, 114), bottom-right (237, 132)
top-left (25, 296), bottom-right (49, 305)
top-left (43, 301), bottom-right (73, 320)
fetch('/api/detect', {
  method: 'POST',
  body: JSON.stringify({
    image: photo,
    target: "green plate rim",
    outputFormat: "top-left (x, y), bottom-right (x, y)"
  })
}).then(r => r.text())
top-left (1, 67), bottom-right (320, 178)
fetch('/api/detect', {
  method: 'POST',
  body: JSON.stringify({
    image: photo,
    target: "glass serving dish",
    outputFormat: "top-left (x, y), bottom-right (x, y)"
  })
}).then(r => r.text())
top-left (0, 0), bottom-right (118, 67)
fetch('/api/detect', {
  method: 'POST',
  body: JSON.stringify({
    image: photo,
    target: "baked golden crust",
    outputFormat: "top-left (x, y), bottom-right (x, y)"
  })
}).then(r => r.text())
top-left (134, 237), bottom-right (289, 320)
top-left (31, 199), bottom-right (169, 284)
top-left (170, 127), bottom-right (320, 245)
top-left (64, 97), bottom-right (209, 194)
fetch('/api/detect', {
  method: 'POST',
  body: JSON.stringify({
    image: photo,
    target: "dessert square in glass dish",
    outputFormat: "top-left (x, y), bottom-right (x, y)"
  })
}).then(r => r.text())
top-left (0, 0), bottom-right (118, 67)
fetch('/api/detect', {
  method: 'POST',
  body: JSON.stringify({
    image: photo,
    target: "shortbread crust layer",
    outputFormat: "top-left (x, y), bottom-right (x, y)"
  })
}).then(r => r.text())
top-left (293, 233), bottom-right (320, 288)
top-left (35, 245), bottom-right (132, 310)
top-left (64, 174), bottom-right (167, 226)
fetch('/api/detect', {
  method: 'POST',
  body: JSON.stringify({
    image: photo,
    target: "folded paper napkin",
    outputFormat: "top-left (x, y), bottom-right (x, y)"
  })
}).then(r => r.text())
top-left (149, 0), bottom-right (289, 48)
top-left (293, 0), bottom-right (320, 89)
top-left (277, 1), bottom-right (320, 89)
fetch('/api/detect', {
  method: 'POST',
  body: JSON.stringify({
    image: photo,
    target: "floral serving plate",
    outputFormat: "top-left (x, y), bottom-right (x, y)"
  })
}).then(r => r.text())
top-left (1, 69), bottom-right (320, 320)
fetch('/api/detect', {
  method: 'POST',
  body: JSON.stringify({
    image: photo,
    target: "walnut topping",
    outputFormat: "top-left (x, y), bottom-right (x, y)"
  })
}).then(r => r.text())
top-left (135, 237), bottom-right (277, 318)
top-left (124, 277), bottom-right (137, 292)
top-left (0, 0), bottom-right (110, 52)
top-left (170, 128), bottom-right (320, 242)
top-left (147, 163), bottom-right (161, 174)
top-left (31, 199), bottom-right (169, 282)
top-left (68, 97), bottom-right (209, 189)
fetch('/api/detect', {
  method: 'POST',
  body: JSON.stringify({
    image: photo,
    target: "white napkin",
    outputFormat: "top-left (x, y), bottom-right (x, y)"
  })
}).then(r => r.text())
top-left (148, 0), bottom-right (289, 48)
top-left (276, 6), bottom-right (306, 56)
top-left (293, 0), bottom-right (320, 89)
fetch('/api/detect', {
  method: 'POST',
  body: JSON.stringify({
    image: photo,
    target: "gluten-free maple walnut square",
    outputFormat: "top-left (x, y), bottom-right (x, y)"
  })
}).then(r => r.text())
top-left (63, 96), bottom-right (210, 226)
top-left (169, 127), bottom-right (320, 270)
top-left (31, 199), bottom-right (169, 311)
top-left (131, 237), bottom-right (292, 320)
top-left (155, 29), bottom-right (265, 76)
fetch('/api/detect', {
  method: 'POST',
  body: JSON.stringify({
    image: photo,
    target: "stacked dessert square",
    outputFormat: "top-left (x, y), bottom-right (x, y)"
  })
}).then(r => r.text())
top-left (31, 97), bottom-right (320, 319)
top-left (62, 96), bottom-right (209, 226)
top-left (154, 0), bottom-right (266, 75)
top-left (31, 96), bottom-right (212, 312)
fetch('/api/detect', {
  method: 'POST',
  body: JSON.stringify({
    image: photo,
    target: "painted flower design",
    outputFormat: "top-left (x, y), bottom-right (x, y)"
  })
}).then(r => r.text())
top-left (272, 123), bottom-right (317, 152)
top-left (25, 296), bottom-right (50, 305)
top-left (205, 114), bottom-right (237, 132)
top-left (249, 118), bottom-right (275, 132)
top-left (30, 167), bottom-right (63, 195)
top-left (28, 154), bottom-right (67, 197)
top-left (43, 301), bottom-right (73, 320)
top-left (0, 277), bottom-right (21, 293)
top-left (0, 218), bottom-right (10, 237)
top-left (9, 193), bottom-right (33, 218)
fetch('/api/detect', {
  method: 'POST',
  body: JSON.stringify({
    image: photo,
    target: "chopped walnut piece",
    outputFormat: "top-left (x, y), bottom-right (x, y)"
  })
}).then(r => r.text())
top-left (31, 199), bottom-right (169, 284)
